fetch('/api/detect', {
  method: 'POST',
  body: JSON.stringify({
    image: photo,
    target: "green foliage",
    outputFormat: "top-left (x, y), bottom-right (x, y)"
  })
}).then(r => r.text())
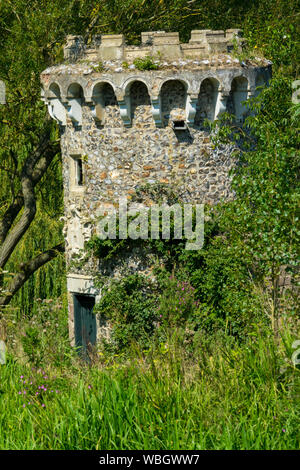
top-left (187, 236), bottom-right (266, 337)
top-left (157, 274), bottom-right (199, 329)
top-left (21, 327), bottom-right (42, 366)
top-left (0, 0), bottom-right (78, 311)
top-left (92, 62), bottom-right (104, 72)
top-left (133, 56), bottom-right (159, 70)
top-left (121, 61), bottom-right (129, 69)
top-left (94, 274), bottom-right (159, 351)
top-left (205, 76), bottom-right (299, 336)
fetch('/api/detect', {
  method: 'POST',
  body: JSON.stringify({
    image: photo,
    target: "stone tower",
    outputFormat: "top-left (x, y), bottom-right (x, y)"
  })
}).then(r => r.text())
top-left (40, 30), bottom-right (271, 349)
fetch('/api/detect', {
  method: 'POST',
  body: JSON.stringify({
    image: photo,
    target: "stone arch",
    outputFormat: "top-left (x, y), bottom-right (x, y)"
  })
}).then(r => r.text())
top-left (67, 83), bottom-right (84, 99)
top-left (194, 77), bottom-right (220, 126)
top-left (227, 76), bottom-right (249, 123)
top-left (47, 82), bottom-right (66, 126)
top-left (90, 81), bottom-right (119, 126)
top-left (92, 81), bottom-right (116, 101)
top-left (66, 83), bottom-right (84, 126)
top-left (128, 80), bottom-right (152, 126)
top-left (123, 77), bottom-right (150, 97)
top-left (161, 79), bottom-right (187, 126)
top-left (48, 82), bottom-right (62, 98)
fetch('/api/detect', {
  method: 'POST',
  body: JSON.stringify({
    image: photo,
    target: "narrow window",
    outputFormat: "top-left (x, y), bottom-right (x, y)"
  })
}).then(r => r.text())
top-left (70, 154), bottom-right (85, 192)
top-left (76, 157), bottom-right (83, 186)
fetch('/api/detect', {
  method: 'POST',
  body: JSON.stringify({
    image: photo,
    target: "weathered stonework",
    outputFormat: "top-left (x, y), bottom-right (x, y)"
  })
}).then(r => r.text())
top-left (40, 30), bottom-right (271, 345)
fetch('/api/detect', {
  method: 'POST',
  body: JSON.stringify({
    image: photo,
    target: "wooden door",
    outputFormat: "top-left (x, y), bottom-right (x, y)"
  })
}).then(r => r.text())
top-left (73, 295), bottom-right (96, 357)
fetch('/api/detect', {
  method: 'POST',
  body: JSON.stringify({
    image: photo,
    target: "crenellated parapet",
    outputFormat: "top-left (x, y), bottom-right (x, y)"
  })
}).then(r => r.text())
top-left (63, 29), bottom-right (245, 62)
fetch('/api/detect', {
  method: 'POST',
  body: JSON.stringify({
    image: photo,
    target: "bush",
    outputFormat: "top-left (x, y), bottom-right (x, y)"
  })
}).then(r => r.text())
top-left (133, 56), bottom-right (159, 70)
top-left (157, 274), bottom-right (199, 329)
top-left (94, 274), bottom-right (159, 352)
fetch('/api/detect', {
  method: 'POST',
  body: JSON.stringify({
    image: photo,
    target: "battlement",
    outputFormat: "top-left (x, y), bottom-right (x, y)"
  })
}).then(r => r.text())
top-left (63, 29), bottom-right (244, 62)
top-left (41, 30), bottom-right (271, 129)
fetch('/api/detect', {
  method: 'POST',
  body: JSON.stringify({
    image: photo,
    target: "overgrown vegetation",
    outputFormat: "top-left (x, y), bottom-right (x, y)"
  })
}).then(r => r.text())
top-left (0, 297), bottom-right (299, 450)
top-left (0, 0), bottom-right (299, 450)
top-left (133, 56), bottom-right (159, 70)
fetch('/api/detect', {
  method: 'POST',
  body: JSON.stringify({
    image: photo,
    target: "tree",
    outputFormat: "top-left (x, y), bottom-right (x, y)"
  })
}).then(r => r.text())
top-left (200, 76), bottom-right (299, 339)
top-left (0, 0), bottom-right (90, 309)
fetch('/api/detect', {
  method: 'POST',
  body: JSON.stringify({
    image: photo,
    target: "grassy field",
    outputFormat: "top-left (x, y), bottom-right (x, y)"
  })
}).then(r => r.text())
top-left (0, 331), bottom-right (299, 450)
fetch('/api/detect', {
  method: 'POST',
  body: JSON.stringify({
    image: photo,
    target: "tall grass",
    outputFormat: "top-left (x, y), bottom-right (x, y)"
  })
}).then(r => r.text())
top-left (0, 329), bottom-right (299, 450)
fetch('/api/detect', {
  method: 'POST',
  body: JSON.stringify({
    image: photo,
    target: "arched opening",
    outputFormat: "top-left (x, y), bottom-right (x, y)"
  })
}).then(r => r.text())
top-left (49, 82), bottom-right (61, 98)
top-left (67, 83), bottom-right (84, 127)
top-left (48, 82), bottom-right (66, 126)
top-left (92, 82), bottom-right (117, 106)
top-left (67, 83), bottom-right (84, 99)
top-left (92, 82), bottom-right (118, 125)
top-left (129, 81), bottom-right (151, 126)
top-left (102, 83), bottom-right (117, 107)
top-left (227, 76), bottom-right (249, 123)
top-left (161, 80), bottom-right (187, 127)
top-left (194, 78), bottom-right (219, 126)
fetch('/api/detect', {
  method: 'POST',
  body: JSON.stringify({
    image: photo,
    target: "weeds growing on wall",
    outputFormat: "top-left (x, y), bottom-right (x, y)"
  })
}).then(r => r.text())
top-left (133, 56), bottom-right (159, 71)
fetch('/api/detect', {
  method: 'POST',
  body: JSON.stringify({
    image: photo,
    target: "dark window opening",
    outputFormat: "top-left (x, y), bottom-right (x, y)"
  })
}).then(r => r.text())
top-left (76, 158), bottom-right (83, 186)
top-left (172, 120), bottom-right (187, 130)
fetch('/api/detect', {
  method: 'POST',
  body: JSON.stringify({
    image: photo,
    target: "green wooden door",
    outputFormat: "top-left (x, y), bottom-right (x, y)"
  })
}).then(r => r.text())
top-left (73, 295), bottom-right (96, 357)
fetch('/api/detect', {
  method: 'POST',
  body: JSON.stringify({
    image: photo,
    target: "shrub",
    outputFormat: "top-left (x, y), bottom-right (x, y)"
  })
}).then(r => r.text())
top-left (133, 56), bottom-right (159, 70)
top-left (94, 274), bottom-right (159, 352)
top-left (157, 274), bottom-right (199, 329)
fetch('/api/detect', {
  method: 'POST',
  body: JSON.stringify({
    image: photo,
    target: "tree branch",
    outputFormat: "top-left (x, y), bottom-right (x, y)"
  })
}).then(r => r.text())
top-left (0, 242), bottom-right (65, 307)
top-left (0, 132), bottom-right (60, 247)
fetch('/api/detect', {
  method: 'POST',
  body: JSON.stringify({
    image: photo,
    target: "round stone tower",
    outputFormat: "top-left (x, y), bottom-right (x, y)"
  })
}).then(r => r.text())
top-left (40, 30), bottom-right (271, 348)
